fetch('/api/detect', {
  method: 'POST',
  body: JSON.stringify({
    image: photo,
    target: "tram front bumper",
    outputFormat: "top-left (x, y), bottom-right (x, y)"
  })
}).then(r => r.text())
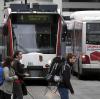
top-left (24, 66), bottom-right (48, 80)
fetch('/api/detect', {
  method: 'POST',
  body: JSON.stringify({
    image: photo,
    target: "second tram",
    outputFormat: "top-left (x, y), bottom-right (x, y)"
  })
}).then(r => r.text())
top-left (69, 11), bottom-right (100, 78)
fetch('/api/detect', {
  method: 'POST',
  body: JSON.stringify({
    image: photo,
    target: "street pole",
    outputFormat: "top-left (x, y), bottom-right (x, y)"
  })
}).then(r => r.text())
top-left (25, 0), bottom-right (27, 4)
top-left (4, 0), bottom-right (6, 6)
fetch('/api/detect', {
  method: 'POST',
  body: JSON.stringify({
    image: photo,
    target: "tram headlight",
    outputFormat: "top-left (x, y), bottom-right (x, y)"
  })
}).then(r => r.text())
top-left (48, 60), bottom-right (52, 65)
top-left (82, 55), bottom-right (90, 64)
top-left (82, 55), bottom-right (85, 58)
top-left (45, 60), bottom-right (52, 68)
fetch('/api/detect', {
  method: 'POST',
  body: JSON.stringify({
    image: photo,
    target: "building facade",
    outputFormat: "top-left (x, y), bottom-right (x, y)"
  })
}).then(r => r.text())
top-left (0, 0), bottom-right (4, 26)
top-left (1, 0), bottom-right (100, 26)
top-left (62, 0), bottom-right (100, 16)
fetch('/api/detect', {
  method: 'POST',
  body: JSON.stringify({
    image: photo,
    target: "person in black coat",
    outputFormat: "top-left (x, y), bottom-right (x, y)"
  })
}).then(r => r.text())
top-left (12, 51), bottom-right (26, 99)
top-left (58, 53), bottom-right (76, 99)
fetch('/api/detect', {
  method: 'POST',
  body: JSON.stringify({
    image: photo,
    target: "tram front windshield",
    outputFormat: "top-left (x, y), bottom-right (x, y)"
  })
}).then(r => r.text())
top-left (11, 14), bottom-right (58, 54)
top-left (86, 23), bottom-right (100, 45)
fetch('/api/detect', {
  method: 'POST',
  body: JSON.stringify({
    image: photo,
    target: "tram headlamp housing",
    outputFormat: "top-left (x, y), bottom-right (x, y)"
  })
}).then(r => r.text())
top-left (82, 55), bottom-right (90, 64)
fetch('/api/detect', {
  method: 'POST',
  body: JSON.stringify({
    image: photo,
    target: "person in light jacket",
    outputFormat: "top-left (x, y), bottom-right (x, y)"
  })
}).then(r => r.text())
top-left (0, 56), bottom-right (18, 99)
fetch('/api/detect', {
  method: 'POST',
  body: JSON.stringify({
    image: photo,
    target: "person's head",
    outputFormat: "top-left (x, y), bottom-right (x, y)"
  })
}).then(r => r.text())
top-left (3, 56), bottom-right (13, 67)
top-left (65, 53), bottom-right (76, 65)
top-left (13, 51), bottom-right (22, 60)
top-left (54, 56), bottom-right (62, 63)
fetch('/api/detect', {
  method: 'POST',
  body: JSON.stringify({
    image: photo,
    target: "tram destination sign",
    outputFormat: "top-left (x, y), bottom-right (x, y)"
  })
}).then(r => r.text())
top-left (11, 14), bottom-right (51, 24)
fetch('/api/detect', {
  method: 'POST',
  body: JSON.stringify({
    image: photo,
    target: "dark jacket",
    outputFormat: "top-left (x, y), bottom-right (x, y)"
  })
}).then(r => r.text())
top-left (58, 62), bottom-right (74, 94)
top-left (13, 59), bottom-right (25, 80)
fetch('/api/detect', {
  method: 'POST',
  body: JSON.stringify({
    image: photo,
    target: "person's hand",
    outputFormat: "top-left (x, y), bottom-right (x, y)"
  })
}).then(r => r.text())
top-left (71, 90), bottom-right (74, 95)
top-left (24, 73), bottom-right (29, 77)
top-left (71, 91), bottom-right (74, 95)
top-left (13, 75), bottom-right (18, 80)
top-left (71, 92), bottom-right (74, 95)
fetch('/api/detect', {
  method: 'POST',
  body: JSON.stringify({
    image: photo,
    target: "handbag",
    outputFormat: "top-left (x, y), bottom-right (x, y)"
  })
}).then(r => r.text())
top-left (21, 82), bottom-right (28, 95)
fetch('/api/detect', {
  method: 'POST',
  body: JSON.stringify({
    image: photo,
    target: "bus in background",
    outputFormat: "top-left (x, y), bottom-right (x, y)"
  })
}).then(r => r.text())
top-left (2, 3), bottom-right (67, 80)
top-left (69, 11), bottom-right (100, 79)
top-left (65, 20), bottom-right (72, 54)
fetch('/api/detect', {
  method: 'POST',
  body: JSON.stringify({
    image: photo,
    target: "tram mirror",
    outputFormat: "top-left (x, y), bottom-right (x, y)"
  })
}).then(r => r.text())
top-left (61, 24), bottom-right (67, 42)
top-left (2, 25), bottom-right (8, 36)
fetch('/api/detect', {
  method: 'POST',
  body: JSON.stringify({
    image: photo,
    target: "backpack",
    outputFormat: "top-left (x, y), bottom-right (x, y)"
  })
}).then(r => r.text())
top-left (0, 66), bottom-right (4, 86)
top-left (46, 57), bottom-right (65, 84)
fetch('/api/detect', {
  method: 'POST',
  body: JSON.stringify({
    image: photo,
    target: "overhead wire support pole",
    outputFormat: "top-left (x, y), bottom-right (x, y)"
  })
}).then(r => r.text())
top-left (25, 0), bottom-right (27, 4)
top-left (4, 0), bottom-right (6, 6)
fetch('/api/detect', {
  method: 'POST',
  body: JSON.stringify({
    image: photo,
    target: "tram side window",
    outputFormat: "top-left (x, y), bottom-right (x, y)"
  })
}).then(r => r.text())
top-left (86, 23), bottom-right (100, 44)
top-left (66, 30), bottom-right (71, 46)
top-left (73, 28), bottom-right (82, 54)
top-left (62, 24), bottom-right (67, 42)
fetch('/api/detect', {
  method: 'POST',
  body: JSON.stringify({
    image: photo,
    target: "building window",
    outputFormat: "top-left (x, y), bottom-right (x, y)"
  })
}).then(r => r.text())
top-left (63, 0), bottom-right (100, 2)
top-left (62, 8), bottom-right (100, 11)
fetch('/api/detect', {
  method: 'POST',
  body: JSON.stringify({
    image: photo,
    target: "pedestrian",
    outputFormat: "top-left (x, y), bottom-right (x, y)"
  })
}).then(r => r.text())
top-left (0, 56), bottom-right (18, 99)
top-left (12, 50), bottom-right (29, 99)
top-left (58, 53), bottom-right (76, 99)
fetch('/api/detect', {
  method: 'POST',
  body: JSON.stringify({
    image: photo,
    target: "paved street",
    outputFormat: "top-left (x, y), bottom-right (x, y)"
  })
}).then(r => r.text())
top-left (70, 79), bottom-right (100, 99)
top-left (22, 76), bottom-right (100, 99)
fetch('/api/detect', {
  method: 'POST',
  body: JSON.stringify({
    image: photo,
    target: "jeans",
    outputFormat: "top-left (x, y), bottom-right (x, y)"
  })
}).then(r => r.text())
top-left (58, 87), bottom-right (69, 99)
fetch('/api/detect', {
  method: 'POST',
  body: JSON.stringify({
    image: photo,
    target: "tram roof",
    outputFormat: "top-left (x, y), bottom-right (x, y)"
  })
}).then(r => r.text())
top-left (4, 3), bottom-right (60, 16)
top-left (70, 10), bottom-right (100, 21)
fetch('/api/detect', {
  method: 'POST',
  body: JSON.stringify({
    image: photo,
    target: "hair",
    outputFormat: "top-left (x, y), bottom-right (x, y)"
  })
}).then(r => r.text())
top-left (53, 56), bottom-right (62, 63)
top-left (3, 56), bottom-right (13, 67)
top-left (66, 53), bottom-right (76, 62)
top-left (13, 50), bottom-right (21, 58)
